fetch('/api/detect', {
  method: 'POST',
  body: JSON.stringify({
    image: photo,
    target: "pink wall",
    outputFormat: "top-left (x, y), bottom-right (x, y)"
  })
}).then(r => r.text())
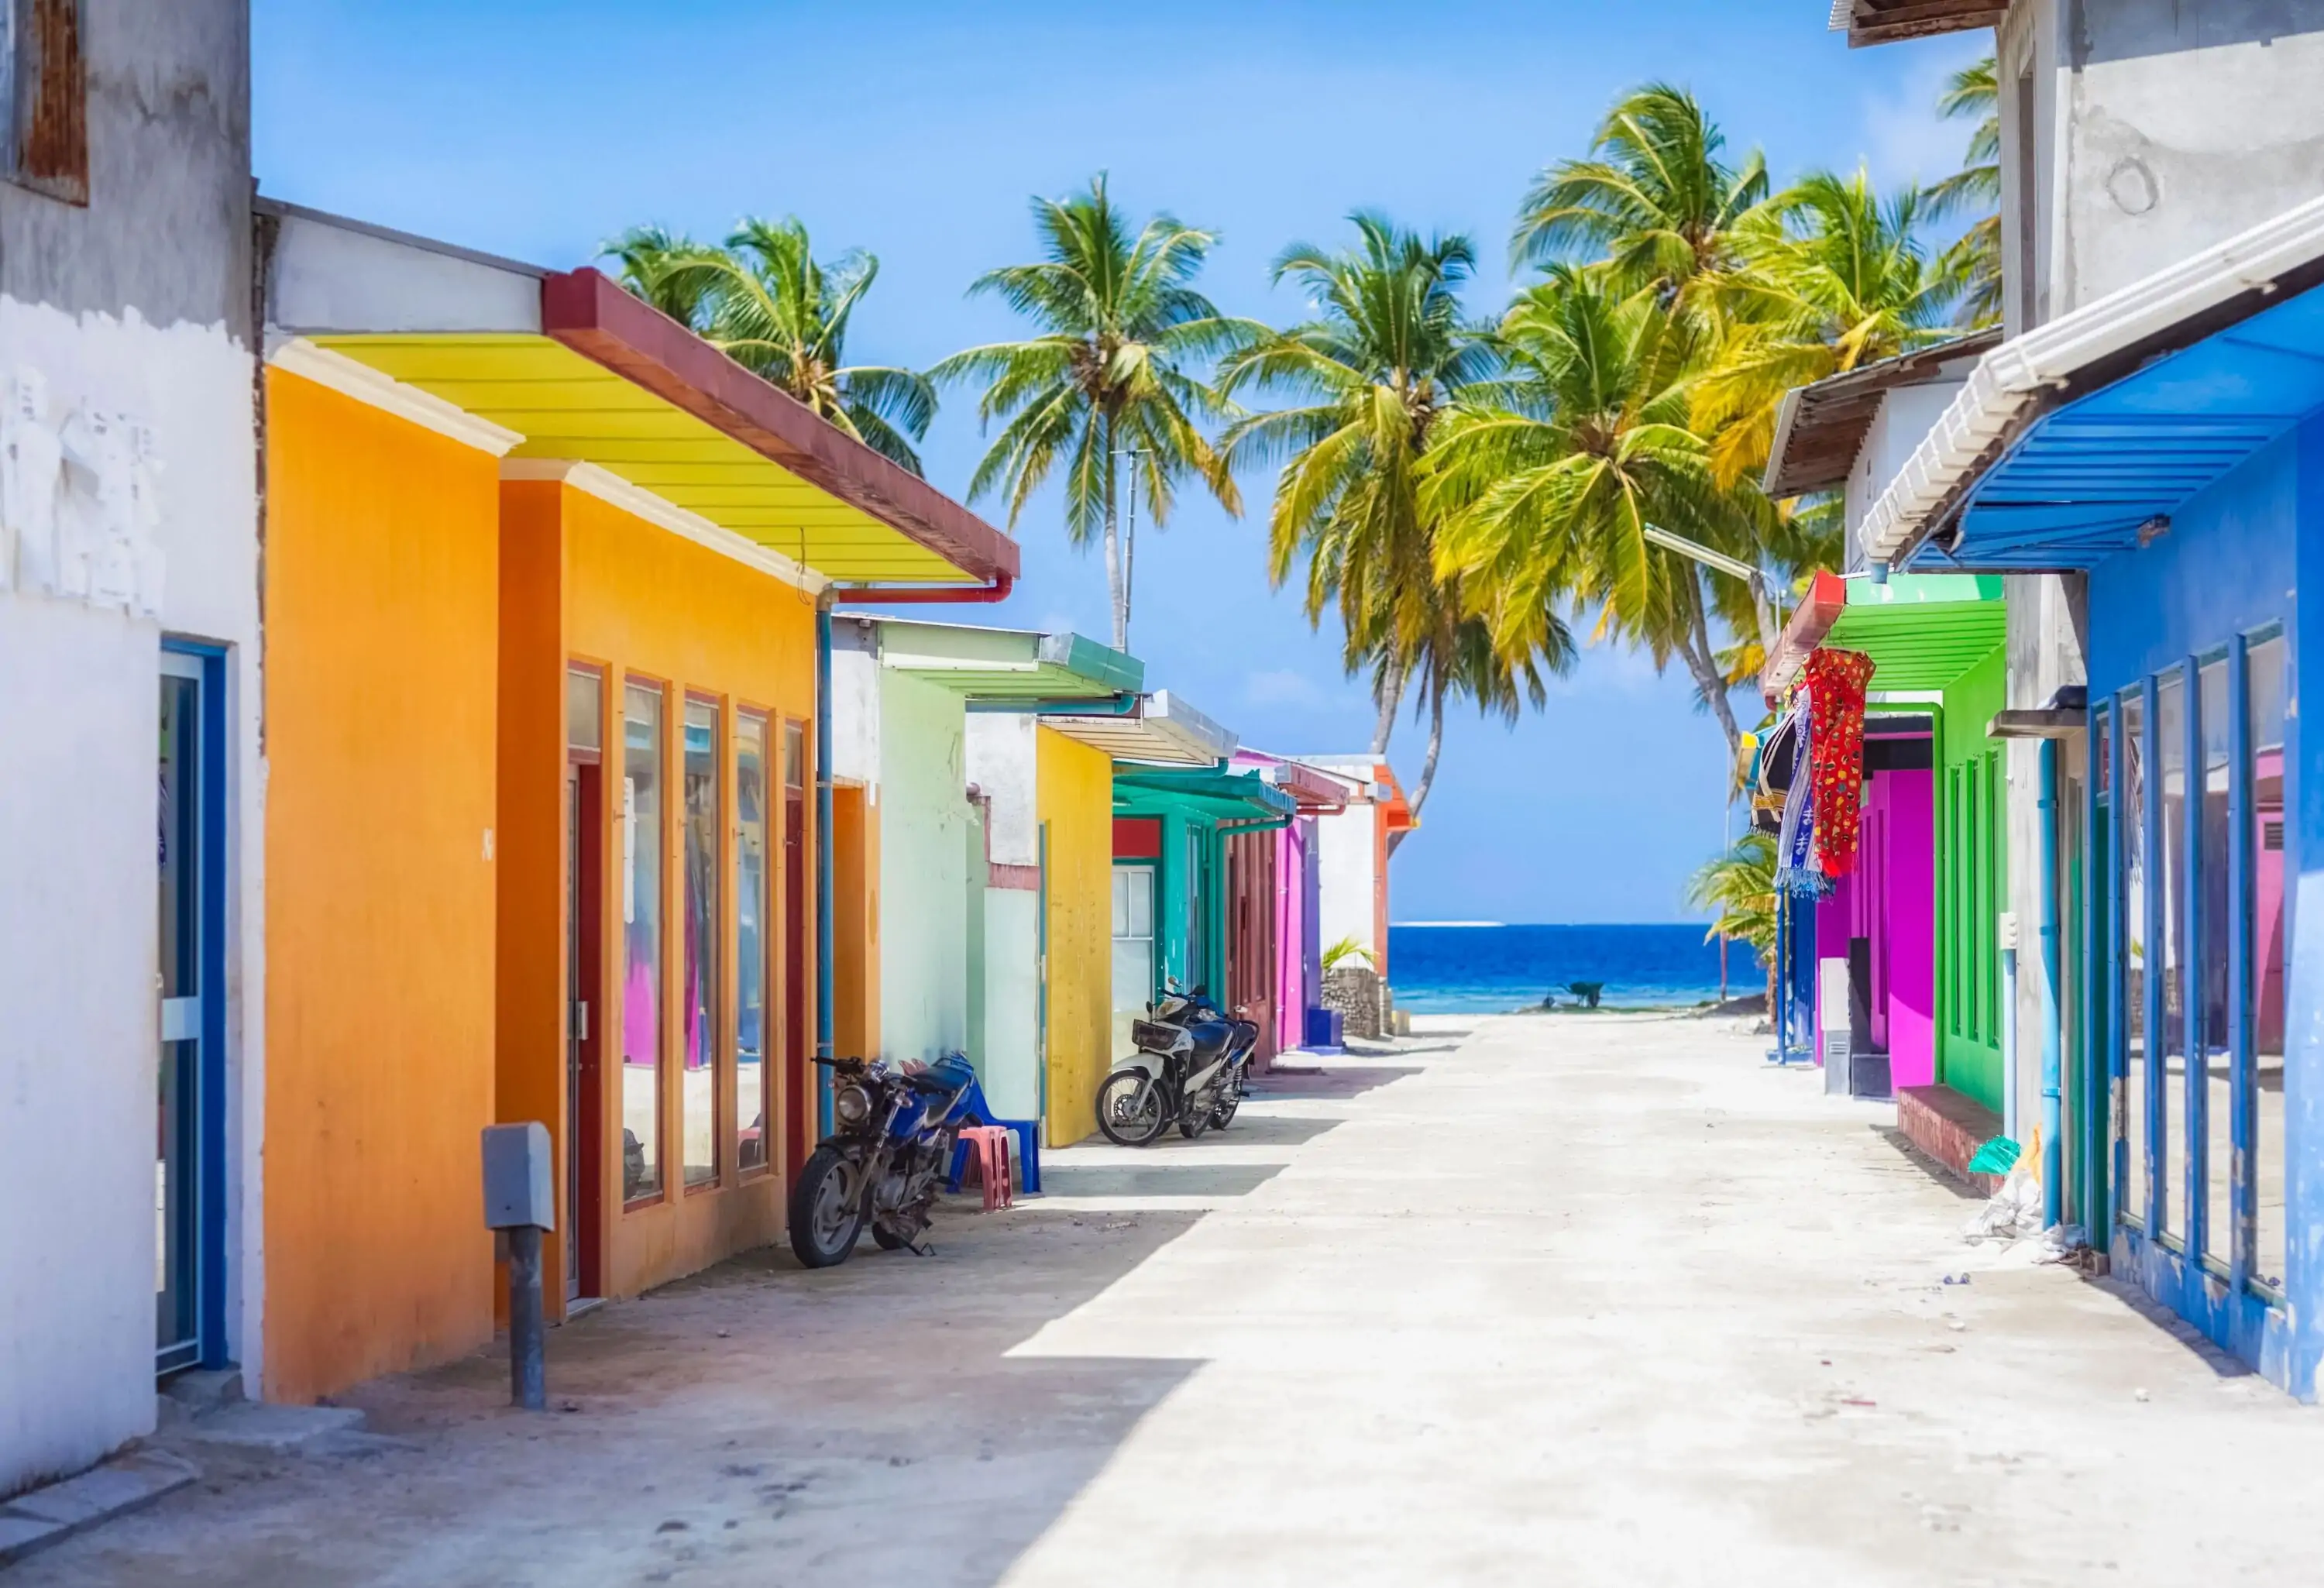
top-left (1810, 763), bottom-right (1936, 1089)
top-left (1274, 819), bottom-right (1309, 1052)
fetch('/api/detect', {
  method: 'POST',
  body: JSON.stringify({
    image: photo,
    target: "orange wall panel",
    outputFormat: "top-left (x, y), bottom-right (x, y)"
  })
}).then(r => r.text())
top-left (263, 371), bottom-right (502, 1403)
top-left (504, 483), bottom-right (820, 1303)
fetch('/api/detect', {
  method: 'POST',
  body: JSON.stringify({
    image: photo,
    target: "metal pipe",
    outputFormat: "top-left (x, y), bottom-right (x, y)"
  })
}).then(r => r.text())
top-left (507, 1225), bottom-right (545, 1411)
top-left (964, 692), bottom-right (1141, 716)
top-left (2040, 736), bottom-right (2064, 1227)
top-left (831, 573), bottom-right (1016, 606)
top-left (815, 591), bottom-right (837, 1136)
top-left (2002, 935), bottom-right (2020, 1142)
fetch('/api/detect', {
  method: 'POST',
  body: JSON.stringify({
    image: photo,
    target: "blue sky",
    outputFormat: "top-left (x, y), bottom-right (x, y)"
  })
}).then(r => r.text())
top-left (253, 1), bottom-right (1984, 924)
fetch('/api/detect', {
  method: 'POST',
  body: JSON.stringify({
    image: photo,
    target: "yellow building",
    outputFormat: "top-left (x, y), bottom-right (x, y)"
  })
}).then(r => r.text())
top-left (256, 201), bottom-right (1015, 1403)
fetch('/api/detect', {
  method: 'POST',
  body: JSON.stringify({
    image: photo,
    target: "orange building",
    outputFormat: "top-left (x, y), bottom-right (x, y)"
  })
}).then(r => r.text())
top-left (255, 202), bottom-right (1014, 1403)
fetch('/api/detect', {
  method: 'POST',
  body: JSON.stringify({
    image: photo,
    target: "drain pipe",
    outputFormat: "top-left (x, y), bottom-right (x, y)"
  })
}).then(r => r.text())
top-left (2039, 737), bottom-right (2064, 1226)
top-left (2000, 917), bottom-right (2020, 1143)
top-left (815, 589), bottom-right (837, 1136)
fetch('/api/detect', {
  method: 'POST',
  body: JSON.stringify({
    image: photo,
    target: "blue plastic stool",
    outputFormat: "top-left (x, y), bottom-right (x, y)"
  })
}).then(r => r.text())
top-left (948, 1119), bottom-right (1040, 1196)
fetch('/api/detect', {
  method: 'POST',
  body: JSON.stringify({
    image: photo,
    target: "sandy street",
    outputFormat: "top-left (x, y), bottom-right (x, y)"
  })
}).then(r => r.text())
top-left (17, 1014), bottom-right (2324, 1586)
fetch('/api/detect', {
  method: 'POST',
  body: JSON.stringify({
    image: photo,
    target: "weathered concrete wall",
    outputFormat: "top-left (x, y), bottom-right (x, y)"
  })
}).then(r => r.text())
top-left (0, 2), bottom-right (253, 334)
top-left (0, 0), bottom-right (257, 1495)
top-left (2003, 1), bottom-right (2324, 329)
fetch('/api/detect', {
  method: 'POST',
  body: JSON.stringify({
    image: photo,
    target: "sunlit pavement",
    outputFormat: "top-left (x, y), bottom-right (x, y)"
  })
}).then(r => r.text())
top-left (18, 1015), bottom-right (2324, 1586)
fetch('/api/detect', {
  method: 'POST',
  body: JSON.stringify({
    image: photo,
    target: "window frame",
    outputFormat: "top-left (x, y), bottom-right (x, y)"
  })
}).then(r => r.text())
top-left (620, 672), bottom-right (673, 1213)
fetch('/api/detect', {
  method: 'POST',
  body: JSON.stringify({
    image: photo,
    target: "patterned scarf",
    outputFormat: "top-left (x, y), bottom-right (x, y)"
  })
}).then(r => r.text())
top-left (1802, 648), bottom-right (1877, 881)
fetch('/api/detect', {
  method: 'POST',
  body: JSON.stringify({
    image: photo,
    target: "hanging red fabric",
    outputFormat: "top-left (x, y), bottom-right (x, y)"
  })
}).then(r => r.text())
top-left (1801, 647), bottom-right (1876, 879)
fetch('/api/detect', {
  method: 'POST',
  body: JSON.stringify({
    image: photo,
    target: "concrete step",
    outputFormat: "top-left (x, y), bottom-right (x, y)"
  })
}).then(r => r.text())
top-left (0, 1450), bottom-right (199, 1567)
top-left (1896, 1084), bottom-right (2007, 1195)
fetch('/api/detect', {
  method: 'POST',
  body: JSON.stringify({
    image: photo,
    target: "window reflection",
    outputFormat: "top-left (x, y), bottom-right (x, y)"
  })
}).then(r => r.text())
top-left (682, 700), bottom-right (720, 1190)
top-left (2157, 671), bottom-right (2187, 1243)
top-left (2119, 689), bottom-right (2147, 1228)
top-left (2197, 659), bottom-right (2232, 1270)
top-left (737, 714), bottom-right (771, 1174)
top-left (2247, 635), bottom-right (2288, 1293)
top-left (623, 682), bottom-right (664, 1204)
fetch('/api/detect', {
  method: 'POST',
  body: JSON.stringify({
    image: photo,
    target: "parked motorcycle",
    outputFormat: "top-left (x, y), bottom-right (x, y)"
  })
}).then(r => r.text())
top-left (788, 1051), bottom-right (990, 1268)
top-left (1095, 983), bottom-right (1257, 1147)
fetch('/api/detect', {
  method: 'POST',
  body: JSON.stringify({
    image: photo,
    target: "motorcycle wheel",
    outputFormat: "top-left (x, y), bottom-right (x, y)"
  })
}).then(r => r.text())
top-left (1210, 1087), bottom-right (1241, 1129)
top-left (1095, 1071), bottom-right (1169, 1147)
top-left (787, 1145), bottom-right (866, 1268)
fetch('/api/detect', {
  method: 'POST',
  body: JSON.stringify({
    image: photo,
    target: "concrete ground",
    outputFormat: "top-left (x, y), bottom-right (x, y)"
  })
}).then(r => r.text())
top-left (19, 1014), bottom-right (2324, 1586)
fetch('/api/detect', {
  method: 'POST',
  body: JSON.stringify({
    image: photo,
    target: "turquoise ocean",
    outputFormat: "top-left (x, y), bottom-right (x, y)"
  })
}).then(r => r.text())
top-left (1387, 923), bottom-right (1755, 1016)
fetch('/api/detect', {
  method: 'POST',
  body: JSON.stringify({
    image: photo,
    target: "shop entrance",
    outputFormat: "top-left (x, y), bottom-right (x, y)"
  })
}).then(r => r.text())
top-left (566, 667), bottom-right (607, 1302)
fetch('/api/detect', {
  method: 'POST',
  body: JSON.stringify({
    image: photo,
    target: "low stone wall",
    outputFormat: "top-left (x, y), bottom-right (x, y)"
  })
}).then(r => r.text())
top-left (1323, 966), bottom-right (1380, 1040)
top-left (1896, 1084), bottom-right (2006, 1197)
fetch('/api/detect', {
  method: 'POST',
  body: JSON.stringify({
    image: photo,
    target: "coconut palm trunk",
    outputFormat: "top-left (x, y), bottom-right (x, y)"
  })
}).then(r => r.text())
top-left (1390, 685), bottom-right (1446, 856)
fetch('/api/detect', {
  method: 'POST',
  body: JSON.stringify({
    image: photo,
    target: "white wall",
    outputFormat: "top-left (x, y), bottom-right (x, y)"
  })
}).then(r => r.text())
top-left (1844, 382), bottom-right (1969, 568)
top-left (964, 714), bottom-right (1042, 1117)
top-left (0, 299), bottom-right (260, 1489)
top-left (1314, 804), bottom-right (1378, 966)
top-left (875, 670), bottom-right (971, 1065)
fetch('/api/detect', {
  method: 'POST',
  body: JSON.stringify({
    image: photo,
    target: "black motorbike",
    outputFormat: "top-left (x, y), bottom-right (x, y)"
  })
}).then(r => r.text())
top-left (787, 1051), bottom-right (990, 1268)
top-left (1094, 983), bottom-right (1258, 1147)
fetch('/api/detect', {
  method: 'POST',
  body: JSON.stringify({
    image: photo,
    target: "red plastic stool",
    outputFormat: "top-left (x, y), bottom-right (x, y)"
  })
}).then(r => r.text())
top-left (955, 1126), bottom-right (1014, 1210)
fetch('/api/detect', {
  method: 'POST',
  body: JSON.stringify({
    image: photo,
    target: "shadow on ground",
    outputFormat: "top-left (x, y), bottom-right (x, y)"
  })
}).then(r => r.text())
top-left (20, 1212), bottom-right (1208, 1588)
top-left (1041, 1162), bottom-right (1285, 1199)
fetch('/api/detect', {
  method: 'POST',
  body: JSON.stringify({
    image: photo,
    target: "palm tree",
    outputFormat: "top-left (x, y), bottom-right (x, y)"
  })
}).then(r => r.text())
top-left (1693, 170), bottom-right (1967, 488)
top-left (1686, 830), bottom-right (1779, 1013)
top-left (606, 217), bottom-right (936, 473)
top-left (931, 177), bottom-right (1250, 651)
top-left (1511, 83), bottom-right (1769, 310)
top-left (1925, 53), bottom-right (2002, 328)
top-left (1217, 215), bottom-right (1501, 754)
top-left (1427, 269), bottom-right (1759, 758)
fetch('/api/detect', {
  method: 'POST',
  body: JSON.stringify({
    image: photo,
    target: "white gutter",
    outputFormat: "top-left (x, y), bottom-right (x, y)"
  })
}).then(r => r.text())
top-left (1861, 191), bottom-right (2324, 566)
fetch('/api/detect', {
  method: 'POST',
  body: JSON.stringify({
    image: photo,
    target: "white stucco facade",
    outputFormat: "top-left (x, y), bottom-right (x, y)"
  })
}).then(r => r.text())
top-left (830, 626), bottom-right (977, 1070)
top-left (966, 713), bottom-right (1043, 1121)
top-left (0, 301), bottom-right (261, 1492)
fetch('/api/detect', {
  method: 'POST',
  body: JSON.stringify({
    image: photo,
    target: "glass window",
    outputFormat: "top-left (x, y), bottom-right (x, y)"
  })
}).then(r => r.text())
top-left (1112, 865), bottom-right (1155, 1058)
top-left (2156, 669), bottom-right (2188, 1243)
top-left (2248, 634), bottom-right (2288, 1293)
top-left (682, 699), bottom-right (721, 1190)
top-left (783, 720), bottom-right (806, 792)
top-left (621, 682), bottom-right (665, 1205)
top-left (2119, 688), bottom-right (2147, 1229)
top-left (736, 713), bottom-right (771, 1175)
top-left (567, 666), bottom-right (602, 755)
top-left (2197, 659), bottom-right (2233, 1270)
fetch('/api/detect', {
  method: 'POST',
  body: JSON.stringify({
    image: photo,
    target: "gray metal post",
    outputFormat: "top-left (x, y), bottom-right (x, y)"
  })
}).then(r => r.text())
top-left (507, 1225), bottom-right (546, 1411)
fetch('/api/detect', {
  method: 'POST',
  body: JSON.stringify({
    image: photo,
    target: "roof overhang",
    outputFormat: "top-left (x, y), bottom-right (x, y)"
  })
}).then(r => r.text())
top-left (1043, 690), bottom-right (1235, 767)
top-left (1762, 570), bottom-right (2005, 699)
top-left (259, 199), bottom-right (1017, 589)
top-left (863, 617), bottom-right (1142, 702)
top-left (1829, 0), bottom-right (2005, 47)
top-left (1114, 765), bottom-right (1298, 825)
top-left (1860, 193), bottom-right (2324, 572)
top-left (1230, 751), bottom-right (1357, 815)
top-left (1762, 331), bottom-right (2002, 498)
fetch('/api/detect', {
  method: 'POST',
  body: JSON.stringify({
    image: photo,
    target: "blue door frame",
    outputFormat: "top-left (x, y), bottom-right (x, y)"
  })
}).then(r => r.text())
top-left (162, 640), bottom-right (232, 1375)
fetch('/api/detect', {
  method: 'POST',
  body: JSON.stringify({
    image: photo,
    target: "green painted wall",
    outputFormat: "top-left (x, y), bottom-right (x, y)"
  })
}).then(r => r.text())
top-left (1936, 645), bottom-right (2007, 1112)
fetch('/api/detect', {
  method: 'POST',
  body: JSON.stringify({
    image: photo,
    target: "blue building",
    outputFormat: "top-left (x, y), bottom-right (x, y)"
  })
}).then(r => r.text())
top-left (1860, 198), bottom-right (2324, 1395)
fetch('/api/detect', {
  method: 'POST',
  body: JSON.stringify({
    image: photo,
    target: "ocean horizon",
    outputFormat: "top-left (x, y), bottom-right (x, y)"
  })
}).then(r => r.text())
top-left (1386, 922), bottom-right (1762, 1016)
